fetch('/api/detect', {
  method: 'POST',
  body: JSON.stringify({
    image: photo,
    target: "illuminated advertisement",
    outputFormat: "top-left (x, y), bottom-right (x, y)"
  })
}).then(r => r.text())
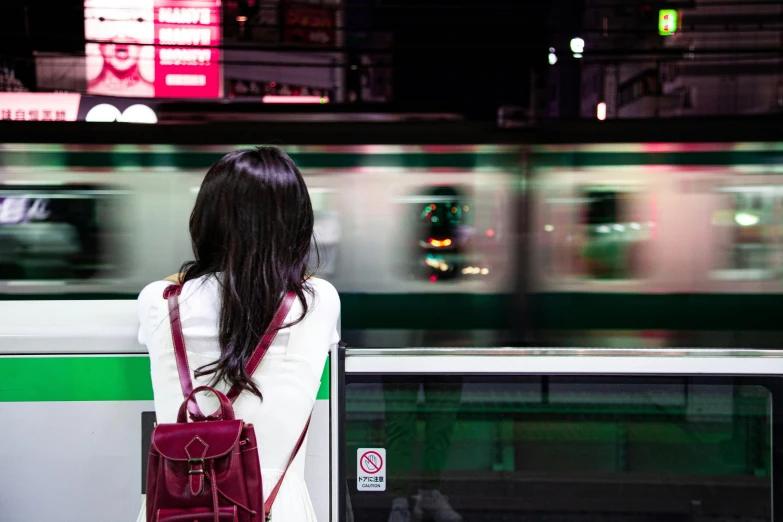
top-left (0, 93), bottom-right (82, 121)
top-left (84, 0), bottom-right (222, 98)
top-left (283, 5), bottom-right (336, 47)
top-left (0, 93), bottom-right (159, 123)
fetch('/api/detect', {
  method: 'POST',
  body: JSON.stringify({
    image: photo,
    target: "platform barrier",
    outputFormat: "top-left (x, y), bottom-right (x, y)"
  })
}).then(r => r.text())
top-left (337, 347), bottom-right (783, 522)
top-left (2, 301), bottom-right (783, 522)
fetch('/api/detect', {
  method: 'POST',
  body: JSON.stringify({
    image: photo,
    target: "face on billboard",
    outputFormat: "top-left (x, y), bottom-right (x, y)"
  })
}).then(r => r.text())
top-left (84, 0), bottom-right (221, 99)
top-left (85, 0), bottom-right (155, 97)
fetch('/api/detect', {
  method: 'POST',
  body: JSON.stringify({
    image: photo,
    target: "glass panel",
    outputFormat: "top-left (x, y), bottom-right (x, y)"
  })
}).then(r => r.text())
top-left (0, 184), bottom-right (126, 280)
top-left (345, 376), bottom-right (773, 521)
top-left (712, 185), bottom-right (781, 281)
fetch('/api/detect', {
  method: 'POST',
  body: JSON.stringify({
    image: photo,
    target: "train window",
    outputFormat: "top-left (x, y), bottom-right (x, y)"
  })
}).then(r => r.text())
top-left (539, 186), bottom-right (654, 279)
top-left (407, 186), bottom-right (474, 282)
top-left (712, 186), bottom-right (779, 280)
top-left (578, 189), bottom-right (650, 280)
top-left (545, 187), bottom-right (650, 280)
top-left (0, 185), bottom-right (125, 281)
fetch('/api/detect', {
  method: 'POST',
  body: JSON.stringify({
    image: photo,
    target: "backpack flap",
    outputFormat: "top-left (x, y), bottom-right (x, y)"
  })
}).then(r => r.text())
top-left (152, 419), bottom-right (244, 497)
top-left (152, 419), bottom-right (244, 462)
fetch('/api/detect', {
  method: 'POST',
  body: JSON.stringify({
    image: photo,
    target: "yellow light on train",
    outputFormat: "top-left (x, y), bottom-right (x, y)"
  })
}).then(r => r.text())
top-left (735, 212), bottom-right (760, 227)
top-left (544, 224), bottom-right (554, 232)
top-left (428, 238), bottom-right (452, 248)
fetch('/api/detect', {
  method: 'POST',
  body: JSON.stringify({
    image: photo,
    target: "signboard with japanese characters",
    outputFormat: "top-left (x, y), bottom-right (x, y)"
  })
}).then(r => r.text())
top-left (0, 93), bottom-right (81, 122)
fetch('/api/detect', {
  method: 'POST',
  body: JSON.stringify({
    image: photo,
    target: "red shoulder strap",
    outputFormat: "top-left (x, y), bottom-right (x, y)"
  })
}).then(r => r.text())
top-left (264, 414), bottom-right (311, 517)
top-left (164, 285), bottom-right (297, 418)
top-left (225, 291), bottom-right (296, 403)
top-left (163, 284), bottom-right (203, 419)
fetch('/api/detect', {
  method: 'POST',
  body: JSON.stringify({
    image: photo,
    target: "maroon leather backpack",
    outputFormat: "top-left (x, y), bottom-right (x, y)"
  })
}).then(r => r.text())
top-left (146, 285), bottom-right (308, 522)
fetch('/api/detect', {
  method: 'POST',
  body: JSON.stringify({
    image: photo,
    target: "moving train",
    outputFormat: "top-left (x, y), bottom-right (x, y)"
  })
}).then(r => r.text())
top-left (0, 117), bottom-right (782, 347)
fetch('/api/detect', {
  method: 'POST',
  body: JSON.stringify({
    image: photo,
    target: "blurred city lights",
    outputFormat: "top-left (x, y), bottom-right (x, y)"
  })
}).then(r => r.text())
top-left (659, 9), bottom-right (678, 36)
top-left (570, 37), bottom-right (584, 58)
top-left (261, 96), bottom-right (330, 104)
top-left (597, 102), bottom-right (607, 120)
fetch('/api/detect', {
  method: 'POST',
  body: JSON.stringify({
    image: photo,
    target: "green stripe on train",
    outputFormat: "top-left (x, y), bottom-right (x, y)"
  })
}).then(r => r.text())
top-left (532, 150), bottom-right (783, 168)
top-left (0, 292), bottom-right (782, 331)
top-left (0, 355), bottom-right (330, 402)
top-left (533, 293), bottom-right (783, 331)
top-left (340, 292), bottom-right (783, 331)
top-left (0, 293), bottom-right (515, 330)
top-left (3, 149), bottom-right (782, 170)
top-left (0, 151), bottom-right (521, 170)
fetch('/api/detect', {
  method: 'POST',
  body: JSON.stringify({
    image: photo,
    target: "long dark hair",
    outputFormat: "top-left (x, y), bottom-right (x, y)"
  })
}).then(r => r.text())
top-left (180, 146), bottom-right (316, 398)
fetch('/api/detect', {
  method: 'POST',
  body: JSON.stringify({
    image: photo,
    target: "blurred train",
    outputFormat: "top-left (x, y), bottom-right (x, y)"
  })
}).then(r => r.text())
top-left (1, 117), bottom-right (782, 348)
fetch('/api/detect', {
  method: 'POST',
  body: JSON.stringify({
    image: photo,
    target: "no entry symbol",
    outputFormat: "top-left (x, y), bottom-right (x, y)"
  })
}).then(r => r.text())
top-left (360, 451), bottom-right (383, 474)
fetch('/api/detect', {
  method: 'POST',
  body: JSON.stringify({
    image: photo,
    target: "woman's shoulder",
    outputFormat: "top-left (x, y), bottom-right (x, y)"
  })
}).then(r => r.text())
top-left (139, 280), bottom-right (175, 301)
top-left (137, 280), bottom-right (176, 325)
top-left (304, 277), bottom-right (340, 310)
top-left (136, 280), bottom-right (177, 345)
top-left (301, 278), bottom-right (340, 328)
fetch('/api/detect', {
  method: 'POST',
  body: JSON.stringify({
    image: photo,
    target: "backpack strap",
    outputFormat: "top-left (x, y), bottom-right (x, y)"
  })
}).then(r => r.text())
top-left (264, 414), bottom-right (311, 520)
top-left (226, 291), bottom-right (296, 403)
top-left (164, 284), bottom-right (297, 420)
top-left (163, 284), bottom-right (203, 419)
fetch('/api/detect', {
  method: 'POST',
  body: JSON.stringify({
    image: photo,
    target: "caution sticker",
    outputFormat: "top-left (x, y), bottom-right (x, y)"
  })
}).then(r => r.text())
top-left (357, 448), bottom-right (386, 491)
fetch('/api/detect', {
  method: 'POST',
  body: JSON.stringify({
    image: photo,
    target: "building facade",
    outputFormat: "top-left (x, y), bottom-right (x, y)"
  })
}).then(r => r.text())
top-left (550, 0), bottom-right (783, 119)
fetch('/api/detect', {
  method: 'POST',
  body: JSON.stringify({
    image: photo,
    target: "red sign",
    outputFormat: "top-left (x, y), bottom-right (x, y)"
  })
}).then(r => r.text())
top-left (85, 0), bottom-right (222, 99)
top-left (154, 0), bottom-right (222, 98)
top-left (283, 5), bottom-right (336, 47)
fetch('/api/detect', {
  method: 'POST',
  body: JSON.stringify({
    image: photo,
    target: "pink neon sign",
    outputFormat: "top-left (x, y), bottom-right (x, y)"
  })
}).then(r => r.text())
top-left (85, 0), bottom-right (221, 99)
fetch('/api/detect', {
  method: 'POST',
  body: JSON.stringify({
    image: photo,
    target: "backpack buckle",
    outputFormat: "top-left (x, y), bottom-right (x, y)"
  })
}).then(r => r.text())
top-left (188, 458), bottom-right (205, 474)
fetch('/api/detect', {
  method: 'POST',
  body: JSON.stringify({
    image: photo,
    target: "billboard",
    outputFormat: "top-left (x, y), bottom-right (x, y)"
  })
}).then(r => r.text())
top-left (283, 4), bottom-right (336, 47)
top-left (0, 93), bottom-right (160, 123)
top-left (0, 93), bottom-right (82, 121)
top-left (84, 0), bottom-right (222, 98)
